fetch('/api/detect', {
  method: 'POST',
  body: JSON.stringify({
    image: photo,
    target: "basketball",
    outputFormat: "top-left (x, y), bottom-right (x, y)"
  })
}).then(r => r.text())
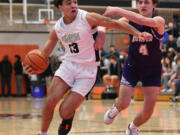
top-left (24, 49), bottom-right (49, 74)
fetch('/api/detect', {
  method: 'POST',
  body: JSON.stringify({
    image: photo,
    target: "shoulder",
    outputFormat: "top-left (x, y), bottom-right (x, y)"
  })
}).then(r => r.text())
top-left (55, 17), bottom-right (63, 30)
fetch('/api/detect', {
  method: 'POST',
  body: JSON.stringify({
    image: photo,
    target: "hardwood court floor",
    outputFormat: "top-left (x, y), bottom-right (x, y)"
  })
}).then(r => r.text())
top-left (0, 97), bottom-right (180, 135)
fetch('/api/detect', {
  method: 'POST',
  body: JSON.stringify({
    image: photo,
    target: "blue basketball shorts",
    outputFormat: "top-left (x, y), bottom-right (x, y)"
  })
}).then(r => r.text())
top-left (120, 64), bottom-right (162, 87)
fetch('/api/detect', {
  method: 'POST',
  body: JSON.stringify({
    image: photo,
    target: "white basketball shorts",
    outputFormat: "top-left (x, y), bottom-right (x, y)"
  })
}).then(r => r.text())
top-left (54, 60), bottom-right (97, 96)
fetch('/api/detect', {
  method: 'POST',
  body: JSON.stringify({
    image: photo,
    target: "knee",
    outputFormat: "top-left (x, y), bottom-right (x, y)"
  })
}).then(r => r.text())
top-left (111, 76), bottom-right (118, 81)
top-left (46, 96), bottom-right (59, 109)
top-left (59, 104), bottom-right (72, 119)
top-left (103, 74), bottom-right (109, 81)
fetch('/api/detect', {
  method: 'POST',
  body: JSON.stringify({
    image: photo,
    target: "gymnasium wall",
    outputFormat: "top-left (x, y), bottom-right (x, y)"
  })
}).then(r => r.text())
top-left (0, 45), bottom-right (38, 95)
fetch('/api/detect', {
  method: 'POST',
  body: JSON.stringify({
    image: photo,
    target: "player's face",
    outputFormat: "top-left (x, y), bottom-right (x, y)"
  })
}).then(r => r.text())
top-left (165, 57), bottom-right (170, 64)
top-left (60, 0), bottom-right (78, 19)
top-left (137, 0), bottom-right (156, 17)
top-left (177, 60), bottom-right (180, 66)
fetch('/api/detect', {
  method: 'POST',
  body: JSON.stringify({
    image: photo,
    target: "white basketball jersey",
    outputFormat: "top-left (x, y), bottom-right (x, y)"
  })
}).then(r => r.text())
top-left (55, 9), bottom-right (99, 66)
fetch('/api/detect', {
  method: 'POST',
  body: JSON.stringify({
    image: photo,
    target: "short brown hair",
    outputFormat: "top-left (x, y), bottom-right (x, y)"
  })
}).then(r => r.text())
top-left (54, 0), bottom-right (63, 8)
top-left (109, 55), bottom-right (117, 61)
top-left (137, 0), bottom-right (159, 4)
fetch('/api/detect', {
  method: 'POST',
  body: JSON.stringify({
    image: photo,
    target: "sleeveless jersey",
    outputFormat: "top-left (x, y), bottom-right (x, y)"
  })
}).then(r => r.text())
top-left (55, 9), bottom-right (98, 66)
top-left (126, 14), bottom-right (163, 69)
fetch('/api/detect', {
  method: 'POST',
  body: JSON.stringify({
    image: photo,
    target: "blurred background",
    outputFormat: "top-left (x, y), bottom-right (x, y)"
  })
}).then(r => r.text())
top-left (0, 0), bottom-right (179, 101)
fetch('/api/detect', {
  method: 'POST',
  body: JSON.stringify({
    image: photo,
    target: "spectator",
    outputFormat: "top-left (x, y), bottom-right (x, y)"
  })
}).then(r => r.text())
top-left (161, 32), bottom-right (169, 57)
top-left (177, 36), bottom-right (180, 48)
top-left (101, 48), bottom-right (109, 58)
top-left (23, 71), bottom-right (32, 96)
top-left (168, 55), bottom-right (180, 101)
top-left (172, 14), bottom-right (180, 38)
top-left (161, 56), bottom-right (173, 92)
top-left (0, 55), bottom-right (12, 97)
top-left (119, 50), bottom-right (128, 70)
top-left (14, 55), bottom-right (23, 96)
top-left (166, 22), bottom-right (179, 39)
top-left (107, 44), bottom-right (120, 59)
top-left (103, 55), bottom-right (121, 92)
top-left (167, 47), bottom-right (175, 61)
top-left (167, 35), bottom-right (177, 51)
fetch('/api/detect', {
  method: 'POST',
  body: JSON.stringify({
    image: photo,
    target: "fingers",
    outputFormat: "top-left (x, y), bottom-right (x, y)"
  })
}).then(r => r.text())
top-left (22, 62), bottom-right (36, 75)
top-left (139, 32), bottom-right (153, 42)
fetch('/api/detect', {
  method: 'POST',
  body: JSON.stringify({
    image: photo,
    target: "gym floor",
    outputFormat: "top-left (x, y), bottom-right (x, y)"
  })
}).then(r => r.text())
top-left (0, 97), bottom-right (180, 135)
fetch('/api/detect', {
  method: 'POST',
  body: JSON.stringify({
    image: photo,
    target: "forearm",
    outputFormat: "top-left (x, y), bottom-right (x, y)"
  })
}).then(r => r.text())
top-left (42, 40), bottom-right (58, 57)
top-left (87, 13), bottom-right (140, 37)
top-left (111, 7), bottom-right (144, 24)
top-left (114, 20), bottom-right (141, 37)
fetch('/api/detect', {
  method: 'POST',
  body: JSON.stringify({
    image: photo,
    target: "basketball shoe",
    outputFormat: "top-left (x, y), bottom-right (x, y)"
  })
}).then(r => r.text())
top-left (58, 115), bottom-right (74, 135)
top-left (126, 124), bottom-right (139, 135)
top-left (104, 104), bottom-right (119, 125)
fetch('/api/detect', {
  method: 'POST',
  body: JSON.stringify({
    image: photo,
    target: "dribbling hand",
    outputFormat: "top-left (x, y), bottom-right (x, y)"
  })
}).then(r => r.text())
top-left (22, 62), bottom-right (36, 75)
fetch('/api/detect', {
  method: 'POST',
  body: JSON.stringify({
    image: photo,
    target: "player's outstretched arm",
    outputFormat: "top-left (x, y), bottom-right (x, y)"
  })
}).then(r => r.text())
top-left (42, 26), bottom-right (59, 57)
top-left (87, 13), bottom-right (152, 42)
top-left (22, 27), bottom-right (58, 75)
top-left (104, 6), bottom-right (165, 34)
top-left (86, 12), bottom-right (142, 38)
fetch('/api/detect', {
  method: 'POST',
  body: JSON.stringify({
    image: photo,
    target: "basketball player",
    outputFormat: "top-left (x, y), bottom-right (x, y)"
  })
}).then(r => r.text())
top-left (23, 0), bottom-right (153, 135)
top-left (103, 0), bottom-right (165, 135)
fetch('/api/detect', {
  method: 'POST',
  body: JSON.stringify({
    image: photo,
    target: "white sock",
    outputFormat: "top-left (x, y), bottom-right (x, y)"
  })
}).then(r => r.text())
top-left (130, 122), bottom-right (138, 130)
top-left (40, 131), bottom-right (47, 135)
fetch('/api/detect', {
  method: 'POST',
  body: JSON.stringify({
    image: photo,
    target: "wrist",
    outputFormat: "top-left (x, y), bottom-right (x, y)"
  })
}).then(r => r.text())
top-left (40, 50), bottom-right (49, 59)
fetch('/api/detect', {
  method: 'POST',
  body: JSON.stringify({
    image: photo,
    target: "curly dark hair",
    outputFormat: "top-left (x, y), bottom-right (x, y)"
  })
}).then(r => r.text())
top-left (54, 0), bottom-right (63, 8)
top-left (137, 0), bottom-right (159, 4)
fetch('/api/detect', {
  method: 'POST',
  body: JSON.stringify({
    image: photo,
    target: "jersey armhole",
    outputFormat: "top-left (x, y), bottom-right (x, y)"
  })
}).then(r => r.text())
top-left (54, 19), bottom-right (60, 36)
top-left (81, 11), bottom-right (92, 31)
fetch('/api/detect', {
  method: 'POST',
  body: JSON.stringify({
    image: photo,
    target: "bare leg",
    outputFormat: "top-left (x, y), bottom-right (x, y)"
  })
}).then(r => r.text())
top-left (133, 87), bottom-right (159, 127)
top-left (104, 85), bottom-right (133, 125)
top-left (58, 91), bottom-right (85, 135)
top-left (60, 91), bottom-right (85, 119)
top-left (115, 85), bottom-right (134, 110)
top-left (103, 74), bottom-right (111, 87)
top-left (111, 75), bottom-right (119, 87)
top-left (41, 76), bottom-right (70, 132)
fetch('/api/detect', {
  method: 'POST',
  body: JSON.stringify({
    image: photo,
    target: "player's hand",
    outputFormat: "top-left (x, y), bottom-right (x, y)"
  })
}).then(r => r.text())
top-left (103, 6), bottom-right (118, 16)
top-left (22, 62), bottom-right (36, 75)
top-left (137, 32), bottom-right (153, 42)
top-left (141, 32), bottom-right (153, 42)
top-left (94, 27), bottom-right (106, 50)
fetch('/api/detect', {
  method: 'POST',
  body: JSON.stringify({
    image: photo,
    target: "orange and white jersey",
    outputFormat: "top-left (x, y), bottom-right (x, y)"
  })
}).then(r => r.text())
top-left (55, 9), bottom-right (98, 66)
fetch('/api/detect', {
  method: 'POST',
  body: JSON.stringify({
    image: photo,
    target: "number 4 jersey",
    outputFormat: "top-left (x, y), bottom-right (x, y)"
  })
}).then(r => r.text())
top-left (55, 9), bottom-right (99, 66)
top-left (127, 15), bottom-right (164, 69)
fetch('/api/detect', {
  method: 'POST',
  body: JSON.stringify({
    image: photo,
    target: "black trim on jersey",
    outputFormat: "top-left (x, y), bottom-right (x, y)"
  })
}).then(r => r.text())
top-left (93, 32), bottom-right (100, 62)
top-left (93, 31), bottom-right (98, 40)
top-left (95, 50), bottom-right (100, 62)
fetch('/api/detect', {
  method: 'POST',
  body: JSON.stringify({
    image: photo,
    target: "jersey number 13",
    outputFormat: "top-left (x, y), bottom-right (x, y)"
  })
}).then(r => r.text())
top-left (69, 43), bottom-right (79, 53)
